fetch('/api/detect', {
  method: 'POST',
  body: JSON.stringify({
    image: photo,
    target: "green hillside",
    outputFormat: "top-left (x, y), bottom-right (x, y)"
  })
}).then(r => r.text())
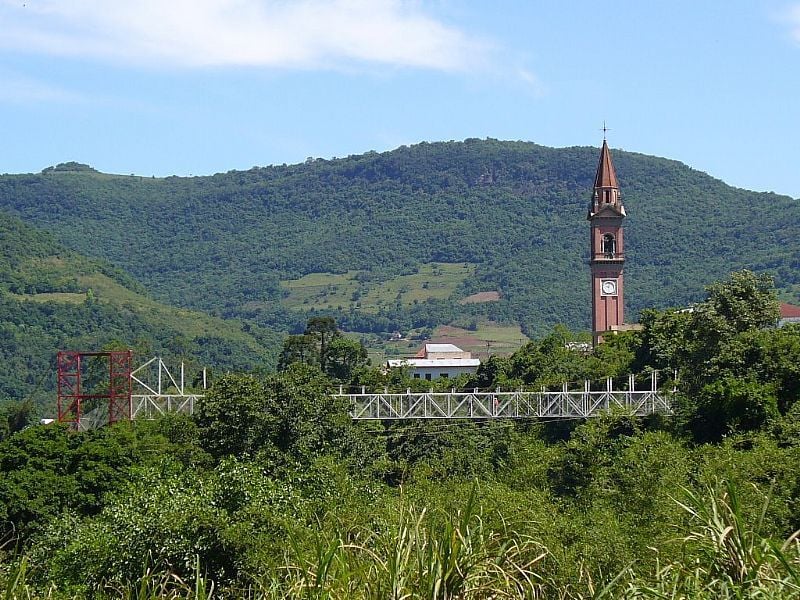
top-left (0, 141), bottom-right (797, 339)
top-left (280, 263), bottom-right (475, 312)
top-left (0, 214), bottom-right (281, 413)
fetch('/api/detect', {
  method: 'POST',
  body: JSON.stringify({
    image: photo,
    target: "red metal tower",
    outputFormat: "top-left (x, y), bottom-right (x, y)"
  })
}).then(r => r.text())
top-left (57, 350), bottom-right (133, 427)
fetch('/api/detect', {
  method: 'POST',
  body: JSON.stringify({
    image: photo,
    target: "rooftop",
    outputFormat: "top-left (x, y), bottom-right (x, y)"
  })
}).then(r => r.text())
top-left (424, 343), bottom-right (463, 353)
top-left (593, 139), bottom-right (619, 189)
top-left (780, 303), bottom-right (800, 319)
top-left (387, 358), bottom-right (481, 368)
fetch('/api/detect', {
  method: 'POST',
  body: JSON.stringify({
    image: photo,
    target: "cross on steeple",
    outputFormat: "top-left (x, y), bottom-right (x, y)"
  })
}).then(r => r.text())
top-left (601, 121), bottom-right (610, 141)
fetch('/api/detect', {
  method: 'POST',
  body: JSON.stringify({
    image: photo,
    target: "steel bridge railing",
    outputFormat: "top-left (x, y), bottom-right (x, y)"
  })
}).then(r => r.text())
top-left (336, 389), bottom-right (670, 420)
top-left (335, 373), bottom-right (672, 420)
top-left (121, 359), bottom-right (670, 422)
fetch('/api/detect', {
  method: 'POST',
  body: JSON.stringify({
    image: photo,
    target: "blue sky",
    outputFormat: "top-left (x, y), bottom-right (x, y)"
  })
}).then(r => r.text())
top-left (0, 0), bottom-right (798, 198)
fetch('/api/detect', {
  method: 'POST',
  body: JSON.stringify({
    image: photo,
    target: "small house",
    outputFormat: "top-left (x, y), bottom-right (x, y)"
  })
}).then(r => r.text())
top-left (387, 343), bottom-right (480, 381)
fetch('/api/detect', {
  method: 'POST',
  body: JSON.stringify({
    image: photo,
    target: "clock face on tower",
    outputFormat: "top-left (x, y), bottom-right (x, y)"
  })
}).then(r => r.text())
top-left (601, 279), bottom-right (618, 296)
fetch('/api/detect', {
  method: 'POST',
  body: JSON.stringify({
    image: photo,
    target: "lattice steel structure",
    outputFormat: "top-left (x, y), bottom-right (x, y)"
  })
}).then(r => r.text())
top-left (57, 350), bottom-right (132, 428)
top-left (130, 357), bottom-right (204, 419)
top-left (56, 351), bottom-right (668, 425)
top-left (336, 373), bottom-right (671, 420)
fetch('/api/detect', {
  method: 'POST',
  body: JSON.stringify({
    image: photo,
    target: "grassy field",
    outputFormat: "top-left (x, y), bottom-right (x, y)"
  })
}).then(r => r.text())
top-left (280, 271), bottom-right (360, 311)
top-left (12, 269), bottom-right (270, 355)
top-left (360, 263), bottom-right (475, 309)
top-left (283, 264), bottom-right (519, 365)
top-left (78, 273), bottom-right (266, 351)
top-left (430, 322), bottom-right (528, 358)
top-left (10, 291), bottom-right (86, 304)
top-left (280, 263), bottom-right (477, 312)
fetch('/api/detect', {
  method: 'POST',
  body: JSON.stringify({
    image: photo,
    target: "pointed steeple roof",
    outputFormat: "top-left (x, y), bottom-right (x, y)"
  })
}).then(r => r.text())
top-left (593, 139), bottom-right (619, 189)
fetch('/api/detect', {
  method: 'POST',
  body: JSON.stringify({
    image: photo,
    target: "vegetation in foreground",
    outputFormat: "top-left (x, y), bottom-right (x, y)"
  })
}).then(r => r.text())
top-left (0, 270), bottom-right (799, 598)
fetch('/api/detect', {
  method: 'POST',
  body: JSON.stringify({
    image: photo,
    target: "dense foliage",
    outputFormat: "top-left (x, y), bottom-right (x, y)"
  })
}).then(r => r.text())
top-left (0, 134), bottom-right (798, 595)
top-left (0, 214), bottom-right (281, 414)
top-left (0, 140), bottom-right (797, 339)
top-left (0, 271), bottom-right (799, 598)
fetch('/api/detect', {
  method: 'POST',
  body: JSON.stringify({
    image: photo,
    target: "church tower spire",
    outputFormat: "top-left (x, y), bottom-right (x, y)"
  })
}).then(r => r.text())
top-left (593, 139), bottom-right (619, 190)
top-left (588, 139), bottom-right (626, 345)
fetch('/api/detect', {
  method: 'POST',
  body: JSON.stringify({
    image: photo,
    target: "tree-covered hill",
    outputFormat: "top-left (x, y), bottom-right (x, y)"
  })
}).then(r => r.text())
top-left (0, 139), bottom-right (797, 337)
top-left (1, 271), bottom-right (800, 598)
top-left (0, 213), bottom-right (281, 413)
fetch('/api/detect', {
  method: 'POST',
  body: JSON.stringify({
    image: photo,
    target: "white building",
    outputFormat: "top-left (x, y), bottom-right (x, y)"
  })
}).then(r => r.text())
top-left (387, 343), bottom-right (480, 381)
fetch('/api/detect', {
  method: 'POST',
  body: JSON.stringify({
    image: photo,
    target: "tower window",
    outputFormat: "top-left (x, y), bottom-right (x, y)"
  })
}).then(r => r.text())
top-left (602, 233), bottom-right (616, 258)
top-left (604, 190), bottom-right (611, 203)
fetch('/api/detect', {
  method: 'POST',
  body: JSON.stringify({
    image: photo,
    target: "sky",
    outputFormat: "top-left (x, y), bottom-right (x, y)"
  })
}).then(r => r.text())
top-left (0, 0), bottom-right (798, 198)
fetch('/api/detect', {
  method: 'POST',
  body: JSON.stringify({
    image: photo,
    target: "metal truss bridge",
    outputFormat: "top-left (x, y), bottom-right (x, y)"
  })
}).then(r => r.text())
top-left (336, 373), bottom-right (671, 420)
top-left (130, 357), bottom-right (203, 420)
top-left (58, 353), bottom-right (670, 428)
top-left (57, 353), bottom-right (205, 429)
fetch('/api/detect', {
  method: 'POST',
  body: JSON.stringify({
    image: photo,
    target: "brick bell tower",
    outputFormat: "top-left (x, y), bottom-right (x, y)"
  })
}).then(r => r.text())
top-left (588, 138), bottom-right (626, 345)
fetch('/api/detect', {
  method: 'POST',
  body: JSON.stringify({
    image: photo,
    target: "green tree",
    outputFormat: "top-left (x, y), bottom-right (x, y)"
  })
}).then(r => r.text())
top-left (507, 325), bottom-right (615, 388)
top-left (323, 336), bottom-right (369, 382)
top-left (0, 421), bottom-right (190, 543)
top-left (279, 318), bottom-right (367, 382)
top-left (33, 462), bottom-right (233, 592)
top-left (196, 364), bottom-right (354, 462)
top-left (304, 316), bottom-right (339, 370)
top-left (635, 308), bottom-right (691, 372)
top-left (691, 377), bottom-right (779, 441)
top-left (637, 271), bottom-right (788, 441)
top-left (638, 270), bottom-right (780, 380)
top-left (548, 410), bottom-right (641, 502)
top-left (266, 363), bottom-right (352, 460)
top-left (705, 270), bottom-right (780, 334)
top-left (473, 354), bottom-right (512, 388)
top-left (277, 334), bottom-right (318, 370)
top-left (0, 399), bottom-right (33, 441)
top-left (195, 373), bottom-right (277, 459)
top-left (686, 271), bottom-right (779, 371)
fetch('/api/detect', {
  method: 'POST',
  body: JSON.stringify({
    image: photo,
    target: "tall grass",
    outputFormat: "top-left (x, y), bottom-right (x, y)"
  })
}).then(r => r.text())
top-left (608, 481), bottom-right (800, 599)
top-left (2, 557), bottom-right (34, 600)
top-left (265, 486), bottom-right (548, 599)
top-left (6, 481), bottom-right (800, 598)
top-left (0, 555), bottom-right (215, 600)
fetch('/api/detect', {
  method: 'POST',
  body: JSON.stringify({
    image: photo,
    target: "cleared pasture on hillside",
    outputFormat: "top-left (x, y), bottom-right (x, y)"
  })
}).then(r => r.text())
top-left (280, 263), bottom-right (476, 313)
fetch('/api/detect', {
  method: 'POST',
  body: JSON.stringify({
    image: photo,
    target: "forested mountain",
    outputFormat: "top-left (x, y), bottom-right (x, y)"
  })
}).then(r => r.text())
top-left (1, 147), bottom-right (799, 598)
top-left (0, 140), bottom-right (798, 340)
top-left (0, 213), bottom-right (281, 412)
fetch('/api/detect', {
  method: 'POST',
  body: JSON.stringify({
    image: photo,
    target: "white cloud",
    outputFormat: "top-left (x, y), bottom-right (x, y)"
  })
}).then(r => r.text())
top-left (515, 67), bottom-right (547, 97)
top-left (0, 72), bottom-right (83, 103)
top-left (787, 3), bottom-right (800, 42)
top-left (0, 0), bottom-right (489, 71)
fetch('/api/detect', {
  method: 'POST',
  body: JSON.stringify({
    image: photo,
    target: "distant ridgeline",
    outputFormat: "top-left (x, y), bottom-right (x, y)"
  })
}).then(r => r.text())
top-left (40, 162), bottom-right (99, 174)
top-left (0, 139), bottom-right (797, 342)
